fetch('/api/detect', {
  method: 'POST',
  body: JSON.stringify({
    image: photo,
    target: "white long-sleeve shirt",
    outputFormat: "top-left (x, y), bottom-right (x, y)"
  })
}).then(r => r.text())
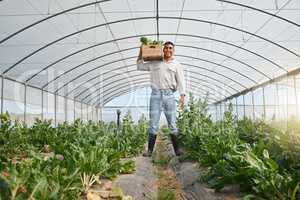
top-left (137, 58), bottom-right (186, 95)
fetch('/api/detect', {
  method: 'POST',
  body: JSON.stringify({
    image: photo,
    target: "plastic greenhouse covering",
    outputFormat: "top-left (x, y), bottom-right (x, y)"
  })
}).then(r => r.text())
top-left (0, 0), bottom-right (300, 123)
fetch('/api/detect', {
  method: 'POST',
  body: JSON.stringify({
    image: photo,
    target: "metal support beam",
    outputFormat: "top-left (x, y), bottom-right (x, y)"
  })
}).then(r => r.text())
top-left (262, 87), bottom-right (266, 119)
top-left (84, 75), bottom-right (228, 105)
top-left (293, 75), bottom-right (298, 118)
top-left (7, 15), bottom-right (294, 76)
top-left (252, 91), bottom-right (255, 120)
top-left (73, 100), bottom-right (76, 122)
top-left (80, 103), bottom-right (83, 120)
top-left (27, 39), bottom-right (277, 86)
top-left (217, 0), bottom-right (300, 28)
top-left (1, 77), bottom-right (4, 115)
top-left (41, 89), bottom-right (44, 120)
top-left (54, 93), bottom-right (57, 126)
top-left (276, 83), bottom-right (279, 120)
top-left (235, 97), bottom-right (238, 120)
top-left (64, 88), bottom-right (67, 122)
top-left (215, 64), bottom-right (300, 105)
top-left (24, 84), bottom-right (27, 123)
top-left (243, 94), bottom-right (246, 119)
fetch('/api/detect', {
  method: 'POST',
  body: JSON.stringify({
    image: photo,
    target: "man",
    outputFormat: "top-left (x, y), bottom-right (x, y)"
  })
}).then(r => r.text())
top-left (137, 41), bottom-right (186, 156)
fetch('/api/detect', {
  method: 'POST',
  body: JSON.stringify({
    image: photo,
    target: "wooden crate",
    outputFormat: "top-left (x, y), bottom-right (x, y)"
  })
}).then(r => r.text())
top-left (141, 44), bottom-right (163, 61)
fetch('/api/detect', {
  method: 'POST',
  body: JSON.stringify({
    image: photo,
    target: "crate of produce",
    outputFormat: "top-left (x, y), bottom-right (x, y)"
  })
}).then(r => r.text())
top-left (140, 37), bottom-right (163, 61)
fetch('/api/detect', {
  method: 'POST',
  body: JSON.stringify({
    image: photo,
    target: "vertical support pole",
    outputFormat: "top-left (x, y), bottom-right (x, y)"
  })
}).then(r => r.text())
top-left (235, 97), bottom-right (238, 120)
top-left (41, 89), bottom-right (44, 120)
top-left (243, 94), bottom-right (246, 119)
top-left (252, 91), bottom-right (255, 120)
top-left (293, 75), bottom-right (298, 119)
top-left (87, 105), bottom-right (89, 121)
top-left (219, 102), bottom-right (222, 120)
top-left (64, 97), bottom-right (67, 123)
top-left (276, 83), bottom-right (279, 120)
top-left (54, 93), bottom-right (57, 126)
top-left (286, 79), bottom-right (289, 122)
top-left (73, 100), bottom-right (76, 122)
top-left (96, 107), bottom-right (98, 121)
top-left (262, 87), bottom-right (266, 120)
top-left (100, 106), bottom-right (103, 121)
top-left (215, 104), bottom-right (218, 121)
top-left (24, 84), bottom-right (27, 123)
top-left (81, 103), bottom-right (83, 120)
top-left (1, 76), bottom-right (4, 115)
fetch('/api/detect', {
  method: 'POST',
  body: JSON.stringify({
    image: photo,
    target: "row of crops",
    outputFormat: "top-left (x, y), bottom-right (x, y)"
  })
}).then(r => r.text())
top-left (0, 112), bottom-right (148, 200)
top-left (178, 95), bottom-right (300, 200)
top-left (1, 95), bottom-right (300, 200)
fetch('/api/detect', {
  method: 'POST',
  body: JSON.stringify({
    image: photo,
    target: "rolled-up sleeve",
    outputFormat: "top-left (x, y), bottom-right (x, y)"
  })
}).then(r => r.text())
top-left (137, 59), bottom-right (151, 71)
top-left (176, 63), bottom-right (186, 95)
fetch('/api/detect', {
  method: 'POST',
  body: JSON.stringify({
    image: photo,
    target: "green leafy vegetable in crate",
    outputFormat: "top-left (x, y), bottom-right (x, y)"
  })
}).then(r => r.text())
top-left (140, 37), bottom-right (163, 46)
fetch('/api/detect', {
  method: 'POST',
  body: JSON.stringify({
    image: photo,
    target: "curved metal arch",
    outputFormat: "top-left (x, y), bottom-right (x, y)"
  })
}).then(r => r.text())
top-left (68, 63), bottom-right (239, 99)
top-left (217, 0), bottom-right (300, 28)
top-left (47, 46), bottom-right (261, 96)
top-left (76, 69), bottom-right (233, 101)
top-left (51, 56), bottom-right (136, 92)
top-left (74, 63), bottom-right (241, 104)
top-left (69, 63), bottom-right (137, 97)
top-left (52, 55), bottom-right (248, 94)
top-left (178, 54), bottom-right (258, 83)
top-left (103, 87), bottom-right (216, 107)
top-left (99, 83), bottom-right (217, 107)
top-left (41, 47), bottom-right (137, 88)
top-left (87, 78), bottom-right (213, 105)
top-left (5, 16), bottom-right (295, 75)
top-left (160, 17), bottom-right (299, 58)
top-left (84, 75), bottom-right (228, 105)
top-left (91, 77), bottom-right (224, 106)
top-left (26, 35), bottom-right (276, 85)
top-left (186, 69), bottom-right (239, 92)
top-left (176, 44), bottom-right (274, 78)
top-left (0, 0), bottom-right (110, 45)
top-left (102, 85), bottom-right (150, 106)
top-left (181, 62), bottom-right (247, 89)
top-left (101, 83), bottom-right (218, 107)
top-left (29, 43), bottom-right (261, 90)
top-left (46, 44), bottom-right (267, 97)
top-left (84, 75), bottom-right (150, 103)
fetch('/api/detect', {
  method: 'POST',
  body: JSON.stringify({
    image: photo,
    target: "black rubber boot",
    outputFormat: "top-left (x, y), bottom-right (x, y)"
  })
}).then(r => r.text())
top-left (143, 134), bottom-right (157, 157)
top-left (170, 134), bottom-right (183, 156)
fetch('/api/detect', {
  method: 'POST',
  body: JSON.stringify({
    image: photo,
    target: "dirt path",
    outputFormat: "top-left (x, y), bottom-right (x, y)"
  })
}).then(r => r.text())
top-left (112, 156), bottom-right (158, 200)
top-left (88, 132), bottom-right (242, 200)
top-left (153, 132), bottom-right (242, 200)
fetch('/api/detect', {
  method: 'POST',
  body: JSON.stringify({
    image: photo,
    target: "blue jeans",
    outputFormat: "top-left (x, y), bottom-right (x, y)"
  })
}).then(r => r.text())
top-left (149, 87), bottom-right (178, 135)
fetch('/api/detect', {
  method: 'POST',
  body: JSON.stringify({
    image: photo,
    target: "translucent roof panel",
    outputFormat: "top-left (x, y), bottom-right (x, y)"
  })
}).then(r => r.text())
top-left (0, 0), bottom-right (299, 105)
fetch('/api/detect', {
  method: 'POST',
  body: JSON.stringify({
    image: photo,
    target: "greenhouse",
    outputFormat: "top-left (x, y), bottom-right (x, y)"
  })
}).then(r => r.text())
top-left (0, 0), bottom-right (300, 199)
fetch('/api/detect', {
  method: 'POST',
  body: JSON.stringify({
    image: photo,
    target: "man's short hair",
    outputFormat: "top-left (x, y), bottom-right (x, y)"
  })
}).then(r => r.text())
top-left (164, 41), bottom-right (175, 47)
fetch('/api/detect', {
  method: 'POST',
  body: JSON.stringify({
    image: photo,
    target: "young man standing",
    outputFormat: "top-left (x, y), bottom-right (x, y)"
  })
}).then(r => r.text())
top-left (137, 41), bottom-right (186, 156)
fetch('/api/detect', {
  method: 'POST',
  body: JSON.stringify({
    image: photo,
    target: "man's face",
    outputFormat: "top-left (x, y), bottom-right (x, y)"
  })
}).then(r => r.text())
top-left (163, 44), bottom-right (174, 59)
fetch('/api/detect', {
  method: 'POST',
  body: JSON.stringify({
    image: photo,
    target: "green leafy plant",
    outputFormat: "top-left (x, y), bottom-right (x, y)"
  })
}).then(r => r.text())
top-left (140, 37), bottom-right (163, 46)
